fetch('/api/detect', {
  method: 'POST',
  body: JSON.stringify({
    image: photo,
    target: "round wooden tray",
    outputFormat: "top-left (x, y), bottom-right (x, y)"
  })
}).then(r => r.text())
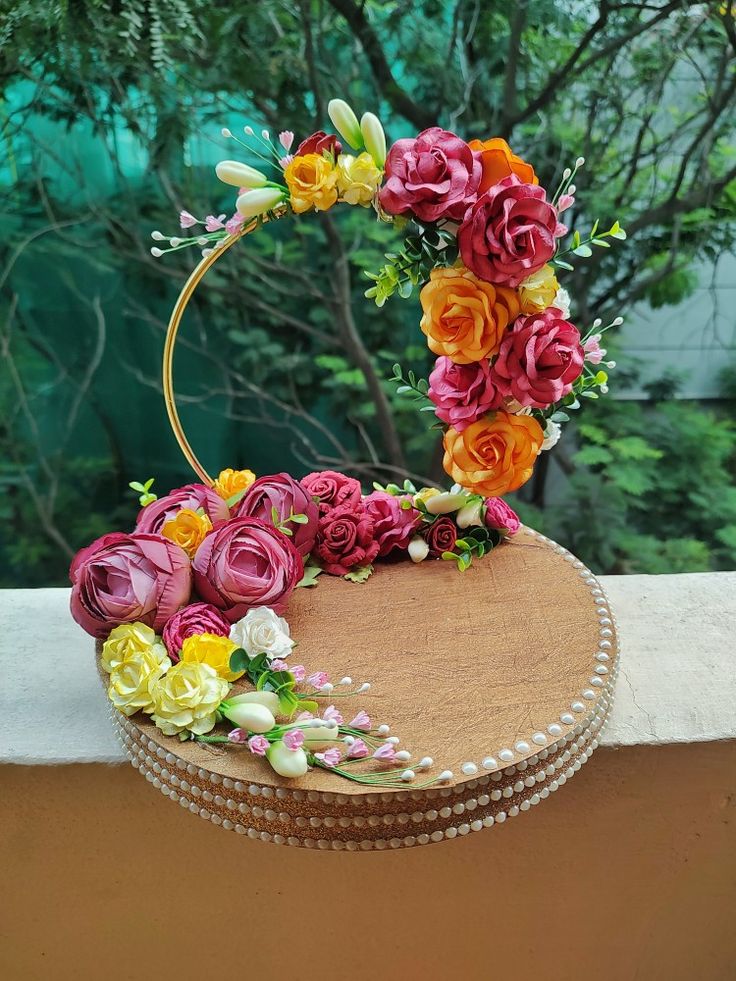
top-left (106, 528), bottom-right (618, 849)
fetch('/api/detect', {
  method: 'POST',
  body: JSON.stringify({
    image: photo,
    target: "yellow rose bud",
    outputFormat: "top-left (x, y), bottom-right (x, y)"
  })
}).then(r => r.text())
top-left (100, 622), bottom-right (167, 674)
top-left (414, 487), bottom-right (440, 506)
top-left (327, 98), bottom-right (363, 150)
top-left (284, 153), bottom-right (338, 214)
top-left (180, 632), bottom-right (244, 682)
top-left (518, 264), bottom-right (560, 314)
top-left (161, 508), bottom-right (212, 559)
top-left (108, 647), bottom-right (171, 717)
top-left (360, 112), bottom-right (386, 168)
top-left (236, 186), bottom-right (287, 218)
top-left (150, 660), bottom-right (229, 736)
top-left (336, 151), bottom-right (383, 207)
top-left (215, 160), bottom-right (268, 188)
top-left (213, 467), bottom-right (256, 501)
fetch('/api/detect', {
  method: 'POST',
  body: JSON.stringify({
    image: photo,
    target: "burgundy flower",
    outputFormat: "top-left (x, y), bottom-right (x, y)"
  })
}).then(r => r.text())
top-left (301, 470), bottom-right (362, 516)
top-left (379, 127), bottom-right (481, 223)
top-left (135, 483), bottom-right (229, 535)
top-left (234, 472), bottom-right (318, 559)
top-left (363, 491), bottom-right (422, 558)
top-left (70, 532), bottom-right (191, 638)
top-left (491, 307), bottom-right (584, 408)
top-left (162, 602), bottom-right (232, 660)
top-left (296, 130), bottom-right (342, 158)
top-left (422, 516), bottom-right (458, 557)
top-left (484, 498), bottom-right (521, 536)
top-left (428, 356), bottom-right (504, 431)
top-left (457, 174), bottom-right (566, 287)
top-left (192, 517), bottom-right (303, 621)
top-left (313, 503), bottom-right (379, 576)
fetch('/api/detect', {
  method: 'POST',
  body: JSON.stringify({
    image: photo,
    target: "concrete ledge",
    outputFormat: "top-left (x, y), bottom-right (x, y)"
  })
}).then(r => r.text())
top-left (1, 573), bottom-right (734, 765)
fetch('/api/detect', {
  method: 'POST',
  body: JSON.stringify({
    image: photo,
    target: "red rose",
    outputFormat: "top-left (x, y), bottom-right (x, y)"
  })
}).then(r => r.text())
top-left (301, 470), bottom-right (362, 516)
top-left (162, 602), bottom-right (232, 660)
top-left (313, 504), bottom-right (379, 575)
top-left (135, 483), bottom-right (229, 534)
top-left (296, 131), bottom-right (342, 158)
top-left (422, 516), bottom-right (458, 557)
top-left (234, 472), bottom-right (318, 558)
top-left (363, 491), bottom-right (422, 557)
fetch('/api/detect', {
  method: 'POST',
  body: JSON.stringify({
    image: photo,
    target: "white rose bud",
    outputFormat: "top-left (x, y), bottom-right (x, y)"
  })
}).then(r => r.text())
top-left (553, 287), bottom-right (571, 320)
top-left (230, 607), bottom-right (295, 661)
top-left (215, 160), bottom-right (269, 188)
top-left (296, 724), bottom-right (339, 751)
top-left (360, 112), bottom-right (386, 167)
top-left (408, 537), bottom-right (430, 563)
top-left (456, 500), bottom-right (483, 529)
top-left (226, 690), bottom-right (280, 715)
top-left (220, 702), bottom-right (275, 733)
top-left (235, 187), bottom-right (286, 218)
top-left (424, 491), bottom-right (467, 515)
top-left (267, 741), bottom-right (309, 778)
top-left (542, 420), bottom-right (562, 452)
top-left (327, 98), bottom-right (363, 150)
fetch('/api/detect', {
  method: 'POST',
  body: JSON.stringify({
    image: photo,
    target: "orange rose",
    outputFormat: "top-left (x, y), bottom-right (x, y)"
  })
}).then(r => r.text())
top-left (213, 468), bottom-right (256, 501)
top-left (468, 137), bottom-right (538, 193)
top-left (284, 152), bottom-right (338, 213)
top-left (443, 411), bottom-right (543, 496)
top-left (161, 508), bottom-right (212, 558)
top-left (420, 265), bottom-right (520, 364)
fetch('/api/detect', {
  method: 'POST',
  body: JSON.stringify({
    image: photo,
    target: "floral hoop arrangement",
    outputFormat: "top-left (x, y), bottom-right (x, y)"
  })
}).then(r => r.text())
top-left (71, 97), bottom-right (627, 790)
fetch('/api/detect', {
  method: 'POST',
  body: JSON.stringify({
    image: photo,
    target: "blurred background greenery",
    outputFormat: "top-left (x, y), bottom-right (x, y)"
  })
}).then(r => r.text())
top-left (2, 0), bottom-right (736, 585)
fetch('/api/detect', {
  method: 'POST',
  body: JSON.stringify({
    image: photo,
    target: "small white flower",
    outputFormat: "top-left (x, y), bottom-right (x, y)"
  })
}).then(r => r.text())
top-left (554, 287), bottom-right (571, 319)
top-left (542, 420), bottom-right (562, 452)
top-left (230, 607), bottom-right (295, 661)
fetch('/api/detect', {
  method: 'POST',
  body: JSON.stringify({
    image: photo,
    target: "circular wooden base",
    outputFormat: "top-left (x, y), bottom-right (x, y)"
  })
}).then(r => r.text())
top-left (105, 528), bottom-right (619, 848)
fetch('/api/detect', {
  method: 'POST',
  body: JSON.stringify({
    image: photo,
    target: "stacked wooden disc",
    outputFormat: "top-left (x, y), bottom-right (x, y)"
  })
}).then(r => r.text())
top-left (106, 528), bottom-right (619, 850)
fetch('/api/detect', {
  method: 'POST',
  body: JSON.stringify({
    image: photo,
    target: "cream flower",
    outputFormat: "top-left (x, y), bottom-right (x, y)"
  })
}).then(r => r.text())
top-left (229, 607), bottom-right (295, 661)
top-left (336, 151), bottom-right (383, 207)
top-left (553, 287), bottom-right (571, 319)
top-left (542, 419), bottom-right (562, 451)
top-left (108, 648), bottom-right (171, 717)
top-left (150, 661), bottom-right (229, 736)
top-left (100, 622), bottom-right (167, 674)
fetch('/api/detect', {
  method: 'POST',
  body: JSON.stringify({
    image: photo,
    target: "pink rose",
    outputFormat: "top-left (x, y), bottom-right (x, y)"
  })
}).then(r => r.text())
top-left (428, 356), bottom-right (504, 431)
top-left (162, 602), bottom-right (231, 660)
top-left (362, 491), bottom-right (421, 557)
top-left (491, 307), bottom-right (584, 408)
top-left (192, 517), bottom-right (303, 621)
top-left (422, 516), bottom-right (458, 557)
top-left (484, 497), bottom-right (521, 536)
top-left (234, 472), bottom-right (318, 558)
top-left (458, 174), bottom-right (566, 287)
top-left (379, 127), bottom-right (481, 223)
top-left (70, 532), bottom-right (191, 638)
top-left (135, 483), bottom-right (229, 535)
top-left (248, 735), bottom-right (270, 755)
top-left (296, 130), bottom-right (342, 158)
top-left (313, 503), bottom-right (379, 576)
top-left (301, 470), bottom-right (362, 516)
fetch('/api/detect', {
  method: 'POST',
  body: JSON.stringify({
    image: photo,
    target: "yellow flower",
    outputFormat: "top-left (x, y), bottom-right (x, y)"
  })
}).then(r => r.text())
top-left (150, 660), bottom-right (229, 736)
top-left (518, 264), bottom-right (560, 314)
top-left (180, 632), bottom-right (244, 682)
top-left (284, 152), bottom-right (338, 213)
top-left (414, 487), bottom-right (441, 506)
top-left (161, 508), bottom-right (212, 558)
top-left (336, 151), bottom-right (382, 207)
top-left (212, 467), bottom-right (256, 501)
top-left (100, 622), bottom-right (166, 674)
top-left (108, 647), bottom-right (171, 717)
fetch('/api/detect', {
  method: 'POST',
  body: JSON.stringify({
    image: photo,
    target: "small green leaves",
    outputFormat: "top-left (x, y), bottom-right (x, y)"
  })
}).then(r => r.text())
top-left (554, 219), bottom-right (627, 268)
top-left (390, 363), bottom-right (433, 411)
top-left (129, 477), bottom-right (157, 507)
top-left (344, 564), bottom-right (374, 583)
top-left (365, 225), bottom-right (458, 306)
top-left (296, 563), bottom-right (323, 588)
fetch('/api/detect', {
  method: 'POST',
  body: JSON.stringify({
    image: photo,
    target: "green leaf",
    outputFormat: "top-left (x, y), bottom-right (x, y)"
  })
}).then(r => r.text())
top-left (226, 487), bottom-right (248, 508)
top-left (229, 648), bottom-right (250, 674)
top-left (572, 244), bottom-right (593, 257)
top-left (344, 564), bottom-right (374, 583)
top-left (296, 563), bottom-right (323, 588)
top-left (554, 259), bottom-right (575, 271)
top-left (575, 445), bottom-right (613, 466)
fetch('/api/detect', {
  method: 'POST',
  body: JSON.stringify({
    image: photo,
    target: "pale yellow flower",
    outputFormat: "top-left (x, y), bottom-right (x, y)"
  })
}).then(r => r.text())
top-left (284, 153), bottom-right (338, 213)
top-left (150, 660), bottom-right (229, 736)
top-left (518, 264), bottom-right (559, 314)
top-left (161, 508), bottom-right (212, 558)
top-left (179, 632), bottom-right (244, 683)
top-left (414, 487), bottom-right (441, 506)
top-left (336, 151), bottom-right (382, 207)
top-left (100, 622), bottom-right (167, 674)
top-left (108, 648), bottom-right (171, 717)
top-left (212, 467), bottom-right (256, 501)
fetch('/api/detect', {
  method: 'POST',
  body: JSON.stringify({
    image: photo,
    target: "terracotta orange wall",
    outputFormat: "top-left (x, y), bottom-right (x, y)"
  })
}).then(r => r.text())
top-left (1, 743), bottom-right (735, 981)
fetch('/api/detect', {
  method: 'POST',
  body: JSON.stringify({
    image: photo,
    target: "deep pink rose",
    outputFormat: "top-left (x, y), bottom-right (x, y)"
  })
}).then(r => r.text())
top-left (428, 356), bottom-right (504, 431)
top-left (363, 491), bottom-right (422, 558)
top-left (135, 483), bottom-right (229, 534)
top-left (301, 470), bottom-right (362, 516)
top-left (491, 307), bottom-right (584, 408)
top-left (379, 127), bottom-right (481, 223)
top-left (192, 517), bottom-right (302, 621)
top-left (313, 503), bottom-right (379, 575)
top-left (70, 532), bottom-right (191, 638)
top-left (162, 602), bottom-right (231, 660)
top-left (484, 498), bottom-right (521, 536)
top-left (422, 516), bottom-right (458, 557)
top-left (457, 174), bottom-right (566, 286)
top-left (234, 473), bottom-right (318, 558)
top-left (296, 130), bottom-right (342, 158)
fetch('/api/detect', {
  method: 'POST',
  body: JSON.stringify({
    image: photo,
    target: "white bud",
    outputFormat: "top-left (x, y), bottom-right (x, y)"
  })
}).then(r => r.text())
top-left (327, 98), bottom-right (363, 150)
top-left (408, 536), bottom-right (430, 563)
top-left (150, 247), bottom-right (163, 258)
top-left (600, 385), bottom-right (609, 394)
top-left (395, 750), bottom-right (411, 762)
top-left (401, 770), bottom-right (415, 782)
top-left (151, 230), bottom-right (165, 240)
top-left (244, 125), bottom-right (254, 136)
top-left (377, 724), bottom-right (390, 736)
top-left (221, 127), bottom-right (232, 138)
top-left (438, 770), bottom-right (453, 782)
top-left (387, 736), bottom-right (400, 745)
top-left (358, 682), bottom-right (370, 693)
top-left (221, 702), bottom-right (275, 733)
top-left (424, 491), bottom-right (467, 515)
top-left (196, 237), bottom-right (208, 246)
top-left (612, 316), bottom-right (624, 326)
top-left (418, 757), bottom-right (433, 769)
top-left (261, 129), bottom-right (270, 140)
top-left (342, 735), bottom-right (355, 745)
top-left (267, 742), bottom-right (308, 778)
top-left (321, 682), bottom-right (334, 692)
top-left (216, 159), bottom-right (269, 188)
top-left (235, 186), bottom-right (286, 218)
top-left (593, 318), bottom-right (602, 327)
top-left (606, 360), bottom-right (617, 369)
top-left (325, 718), bottom-right (338, 730)
top-left (360, 111), bottom-right (387, 167)
top-left (576, 156), bottom-right (585, 167)
top-left (568, 184), bottom-right (576, 195)
top-left (339, 677), bottom-right (352, 686)
top-left (169, 237), bottom-right (182, 247)
top-left (563, 168), bottom-right (572, 179)
top-left (456, 500), bottom-right (483, 529)
top-left (226, 690), bottom-right (280, 715)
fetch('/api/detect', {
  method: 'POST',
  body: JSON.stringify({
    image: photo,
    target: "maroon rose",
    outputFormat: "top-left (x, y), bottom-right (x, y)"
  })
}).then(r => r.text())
top-left (70, 532), bottom-right (191, 638)
top-left (428, 356), bottom-right (504, 431)
top-left (491, 307), bottom-right (584, 408)
top-left (162, 602), bottom-right (232, 660)
top-left (457, 174), bottom-right (566, 287)
top-left (313, 503), bottom-right (379, 576)
top-left (379, 127), bottom-right (481, 223)
top-left (296, 130), bottom-right (342, 158)
top-left (301, 470), bottom-right (362, 516)
top-left (135, 483), bottom-right (229, 535)
top-left (363, 491), bottom-right (422, 558)
top-left (484, 498), bottom-right (521, 536)
top-left (422, 516), bottom-right (458, 557)
top-left (234, 472), bottom-right (318, 559)
top-left (192, 517), bottom-right (302, 621)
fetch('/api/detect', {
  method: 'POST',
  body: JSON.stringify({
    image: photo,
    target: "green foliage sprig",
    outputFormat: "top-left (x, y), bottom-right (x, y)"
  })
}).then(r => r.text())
top-left (128, 478), bottom-right (157, 507)
top-left (365, 225), bottom-right (458, 306)
top-left (228, 650), bottom-right (318, 717)
top-left (554, 220), bottom-right (627, 270)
